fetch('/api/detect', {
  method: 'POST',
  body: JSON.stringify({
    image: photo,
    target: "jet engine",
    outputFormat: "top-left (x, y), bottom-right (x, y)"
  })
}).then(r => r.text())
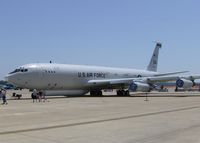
top-left (176, 79), bottom-right (193, 89)
top-left (129, 82), bottom-right (150, 92)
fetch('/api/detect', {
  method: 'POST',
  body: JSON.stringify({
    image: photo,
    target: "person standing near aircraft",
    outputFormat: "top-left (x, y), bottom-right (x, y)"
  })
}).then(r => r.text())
top-left (1, 89), bottom-right (8, 105)
top-left (42, 91), bottom-right (46, 102)
top-left (0, 90), bottom-right (2, 100)
top-left (38, 91), bottom-right (42, 102)
top-left (31, 89), bottom-right (38, 103)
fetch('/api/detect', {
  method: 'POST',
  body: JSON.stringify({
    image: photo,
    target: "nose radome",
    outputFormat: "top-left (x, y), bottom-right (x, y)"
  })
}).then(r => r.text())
top-left (5, 74), bottom-right (14, 84)
top-left (5, 75), bottom-right (9, 82)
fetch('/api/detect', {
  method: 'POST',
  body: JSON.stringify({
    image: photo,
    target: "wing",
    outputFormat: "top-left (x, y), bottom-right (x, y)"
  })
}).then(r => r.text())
top-left (87, 75), bottom-right (200, 91)
top-left (154, 71), bottom-right (189, 76)
top-left (87, 76), bottom-right (178, 89)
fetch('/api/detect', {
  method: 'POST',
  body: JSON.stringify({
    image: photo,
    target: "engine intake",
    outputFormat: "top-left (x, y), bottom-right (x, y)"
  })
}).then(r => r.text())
top-left (176, 79), bottom-right (193, 89)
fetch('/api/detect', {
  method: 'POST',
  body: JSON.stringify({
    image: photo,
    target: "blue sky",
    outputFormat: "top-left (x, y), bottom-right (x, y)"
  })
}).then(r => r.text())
top-left (0, 0), bottom-right (200, 80)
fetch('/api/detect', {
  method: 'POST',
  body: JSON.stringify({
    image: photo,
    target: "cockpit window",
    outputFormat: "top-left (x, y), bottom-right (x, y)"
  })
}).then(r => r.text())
top-left (9, 68), bottom-right (28, 74)
top-left (9, 69), bottom-right (20, 74)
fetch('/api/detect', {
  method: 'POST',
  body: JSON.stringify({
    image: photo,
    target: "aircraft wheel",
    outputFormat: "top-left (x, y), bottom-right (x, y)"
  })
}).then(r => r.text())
top-left (125, 90), bottom-right (130, 96)
top-left (121, 90), bottom-right (125, 96)
top-left (117, 90), bottom-right (128, 96)
top-left (90, 90), bottom-right (103, 96)
top-left (117, 90), bottom-right (121, 96)
top-left (90, 91), bottom-right (94, 96)
top-left (98, 90), bottom-right (103, 96)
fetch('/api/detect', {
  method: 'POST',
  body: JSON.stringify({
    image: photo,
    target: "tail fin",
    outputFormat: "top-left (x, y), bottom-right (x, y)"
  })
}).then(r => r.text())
top-left (147, 42), bottom-right (162, 72)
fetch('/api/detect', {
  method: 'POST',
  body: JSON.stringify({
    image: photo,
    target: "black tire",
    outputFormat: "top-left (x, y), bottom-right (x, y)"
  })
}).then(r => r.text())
top-left (117, 90), bottom-right (121, 96)
top-left (90, 90), bottom-right (102, 96)
top-left (120, 90), bottom-right (124, 96)
top-left (125, 90), bottom-right (130, 96)
top-left (99, 91), bottom-right (103, 96)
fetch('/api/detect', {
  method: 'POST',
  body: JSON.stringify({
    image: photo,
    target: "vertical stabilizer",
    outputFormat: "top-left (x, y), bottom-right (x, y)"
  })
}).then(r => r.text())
top-left (147, 42), bottom-right (162, 72)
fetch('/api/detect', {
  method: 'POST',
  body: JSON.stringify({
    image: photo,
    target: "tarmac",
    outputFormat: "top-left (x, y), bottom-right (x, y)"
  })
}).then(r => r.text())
top-left (1, 90), bottom-right (200, 143)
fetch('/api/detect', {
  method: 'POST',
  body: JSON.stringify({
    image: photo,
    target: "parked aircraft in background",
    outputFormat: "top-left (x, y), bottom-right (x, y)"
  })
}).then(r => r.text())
top-left (0, 82), bottom-right (15, 90)
top-left (5, 43), bottom-right (199, 96)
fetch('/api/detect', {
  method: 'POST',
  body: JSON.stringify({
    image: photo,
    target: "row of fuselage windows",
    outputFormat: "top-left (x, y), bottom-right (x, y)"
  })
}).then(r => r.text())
top-left (44, 70), bottom-right (56, 74)
top-left (9, 68), bottom-right (28, 74)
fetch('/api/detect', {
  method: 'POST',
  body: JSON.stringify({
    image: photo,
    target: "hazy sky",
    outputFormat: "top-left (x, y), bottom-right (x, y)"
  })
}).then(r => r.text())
top-left (0, 0), bottom-right (200, 80)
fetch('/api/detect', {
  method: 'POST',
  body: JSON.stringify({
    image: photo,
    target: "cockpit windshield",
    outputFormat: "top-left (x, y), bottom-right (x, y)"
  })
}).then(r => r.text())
top-left (9, 68), bottom-right (28, 74)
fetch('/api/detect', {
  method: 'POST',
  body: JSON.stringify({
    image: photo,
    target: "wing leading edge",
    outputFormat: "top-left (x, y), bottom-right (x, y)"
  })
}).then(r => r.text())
top-left (87, 75), bottom-right (200, 91)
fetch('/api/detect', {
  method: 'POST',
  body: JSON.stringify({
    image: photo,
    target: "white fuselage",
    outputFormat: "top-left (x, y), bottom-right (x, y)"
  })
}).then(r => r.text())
top-left (6, 63), bottom-right (157, 95)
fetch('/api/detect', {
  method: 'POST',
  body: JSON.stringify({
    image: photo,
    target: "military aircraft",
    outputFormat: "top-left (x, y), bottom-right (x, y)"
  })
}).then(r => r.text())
top-left (6, 43), bottom-right (198, 96)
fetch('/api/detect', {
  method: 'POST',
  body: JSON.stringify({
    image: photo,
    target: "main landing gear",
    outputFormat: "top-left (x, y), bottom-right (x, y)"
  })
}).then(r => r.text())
top-left (90, 90), bottom-right (130, 96)
top-left (117, 90), bottom-right (130, 96)
top-left (90, 90), bottom-right (103, 96)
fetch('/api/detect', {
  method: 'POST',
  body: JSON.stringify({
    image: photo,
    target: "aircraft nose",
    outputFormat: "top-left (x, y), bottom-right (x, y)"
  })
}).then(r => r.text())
top-left (5, 75), bottom-right (9, 82)
top-left (5, 74), bottom-right (15, 84)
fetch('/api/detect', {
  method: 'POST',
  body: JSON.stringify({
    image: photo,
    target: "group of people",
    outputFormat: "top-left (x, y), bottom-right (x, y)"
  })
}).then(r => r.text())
top-left (0, 89), bottom-right (8, 105)
top-left (1, 88), bottom-right (47, 104)
top-left (31, 89), bottom-right (46, 103)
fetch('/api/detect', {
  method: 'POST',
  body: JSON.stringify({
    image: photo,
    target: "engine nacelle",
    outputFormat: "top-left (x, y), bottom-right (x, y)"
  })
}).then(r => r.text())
top-left (176, 79), bottom-right (193, 89)
top-left (129, 82), bottom-right (150, 92)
